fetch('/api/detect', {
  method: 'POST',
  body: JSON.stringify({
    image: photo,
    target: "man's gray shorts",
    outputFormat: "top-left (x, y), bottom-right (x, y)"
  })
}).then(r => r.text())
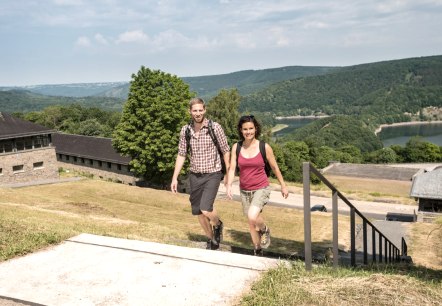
top-left (189, 171), bottom-right (223, 215)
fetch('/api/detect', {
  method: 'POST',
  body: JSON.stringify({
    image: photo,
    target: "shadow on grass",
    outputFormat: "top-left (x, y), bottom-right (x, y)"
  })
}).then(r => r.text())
top-left (186, 229), bottom-right (332, 262)
top-left (350, 262), bottom-right (442, 284)
top-left (184, 231), bottom-right (441, 283)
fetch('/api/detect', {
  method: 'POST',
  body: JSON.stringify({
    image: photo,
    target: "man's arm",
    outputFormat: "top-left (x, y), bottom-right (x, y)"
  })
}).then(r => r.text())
top-left (171, 154), bottom-right (186, 193)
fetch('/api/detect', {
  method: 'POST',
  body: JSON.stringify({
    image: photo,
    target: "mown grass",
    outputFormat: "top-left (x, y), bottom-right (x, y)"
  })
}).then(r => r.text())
top-left (0, 178), bottom-right (347, 261)
top-left (1, 177), bottom-right (441, 305)
top-left (240, 261), bottom-right (442, 306)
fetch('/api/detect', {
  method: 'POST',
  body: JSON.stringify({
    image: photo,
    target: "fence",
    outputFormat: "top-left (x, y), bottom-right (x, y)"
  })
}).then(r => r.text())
top-left (303, 162), bottom-right (408, 270)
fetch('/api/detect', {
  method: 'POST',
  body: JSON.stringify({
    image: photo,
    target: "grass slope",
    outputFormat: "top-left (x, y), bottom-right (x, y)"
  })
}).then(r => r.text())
top-left (0, 177), bottom-right (440, 305)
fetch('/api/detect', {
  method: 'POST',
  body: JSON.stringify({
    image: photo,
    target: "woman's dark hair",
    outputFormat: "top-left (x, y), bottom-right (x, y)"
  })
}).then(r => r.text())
top-left (237, 115), bottom-right (262, 141)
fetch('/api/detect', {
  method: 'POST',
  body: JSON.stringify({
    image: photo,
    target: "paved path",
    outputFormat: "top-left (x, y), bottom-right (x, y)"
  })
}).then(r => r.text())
top-left (0, 234), bottom-right (281, 306)
top-left (218, 181), bottom-right (418, 219)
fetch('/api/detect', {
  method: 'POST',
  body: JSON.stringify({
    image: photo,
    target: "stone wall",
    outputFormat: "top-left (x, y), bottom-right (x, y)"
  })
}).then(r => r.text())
top-left (0, 147), bottom-right (59, 184)
top-left (56, 154), bottom-right (138, 185)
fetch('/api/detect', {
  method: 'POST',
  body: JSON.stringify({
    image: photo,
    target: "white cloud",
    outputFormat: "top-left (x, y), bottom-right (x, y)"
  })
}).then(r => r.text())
top-left (53, 0), bottom-right (84, 6)
top-left (94, 33), bottom-right (108, 45)
top-left (116, 30), bottom-right (149, 44)
top-left (75, 36), bottom-right (91, 47)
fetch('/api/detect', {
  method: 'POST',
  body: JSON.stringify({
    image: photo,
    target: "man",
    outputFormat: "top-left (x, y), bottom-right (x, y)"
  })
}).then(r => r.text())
top-left (171, 97), bottom-right (230, 250)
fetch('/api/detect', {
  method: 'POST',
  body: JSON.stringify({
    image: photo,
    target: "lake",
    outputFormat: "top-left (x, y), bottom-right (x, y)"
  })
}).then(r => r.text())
top-left (274, 118), bottom-right (442, 147)
top-left (379, 122), bottom-right (442, 147)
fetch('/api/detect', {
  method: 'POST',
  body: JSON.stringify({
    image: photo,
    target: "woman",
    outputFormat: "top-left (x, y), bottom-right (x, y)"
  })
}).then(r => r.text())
top-left (226, 115), bottom-right (289, 256)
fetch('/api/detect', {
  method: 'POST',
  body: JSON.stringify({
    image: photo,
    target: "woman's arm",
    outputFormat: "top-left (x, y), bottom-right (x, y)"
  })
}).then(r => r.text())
top-left (265, 143), bottom-right (289, 198)
top-left (226, 143), bottom-right (238, 200)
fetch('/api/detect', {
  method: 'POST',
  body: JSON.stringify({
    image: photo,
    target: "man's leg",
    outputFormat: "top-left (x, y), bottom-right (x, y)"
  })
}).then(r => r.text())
top-left (200, 172), bottom-right (224, 244)
top-left (198, 214), bottom-right (213, 239)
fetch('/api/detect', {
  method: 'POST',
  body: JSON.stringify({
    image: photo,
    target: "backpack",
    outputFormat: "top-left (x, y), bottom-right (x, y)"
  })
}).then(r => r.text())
top-left (236, 140), bottom-right (271, 177)
top-left (185, 120), bottom-right (226, 175)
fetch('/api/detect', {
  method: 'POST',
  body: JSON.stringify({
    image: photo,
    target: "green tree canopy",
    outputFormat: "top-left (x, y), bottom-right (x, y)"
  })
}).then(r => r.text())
top-left (279, 141), bottom-right (310, 182)
top-left (403, 136), bottom-right (441, 162)
top-left (365, 147), bottom-right (398, 164)
top-left (206, 88), bottom-right (241, 145)
top-left (112, 66), bottom-right (192, 186)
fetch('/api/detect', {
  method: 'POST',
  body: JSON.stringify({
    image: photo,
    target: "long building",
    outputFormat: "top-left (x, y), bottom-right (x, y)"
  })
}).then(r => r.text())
top-left (0, 112), bottom-right (59, 184)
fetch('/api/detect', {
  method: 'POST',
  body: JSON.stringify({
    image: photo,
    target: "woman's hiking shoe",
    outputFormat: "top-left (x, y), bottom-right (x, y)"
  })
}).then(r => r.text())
top-left (259, 225), bottom-right (271, 249)
top-left (213, 220), bottom-right (224, 244)
top-left (206, 239), bottom-right (219, 250)
top-left (254, 248), bottom-right (263, 256)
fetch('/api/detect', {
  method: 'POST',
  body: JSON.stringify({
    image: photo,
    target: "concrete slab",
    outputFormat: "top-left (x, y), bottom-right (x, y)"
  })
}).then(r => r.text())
top-left (0, 234), bottom-right (281, 306)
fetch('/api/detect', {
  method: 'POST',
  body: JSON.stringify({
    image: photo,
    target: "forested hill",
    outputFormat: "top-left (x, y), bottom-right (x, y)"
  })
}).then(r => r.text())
top-left (241, 55), bottom-right (442, 123)
top-left (0, 66), bottom-right (339, 100)
top-left (182, 66), bottom-right (339, 98)
top-left (0, 89), bottom-right (124, 113)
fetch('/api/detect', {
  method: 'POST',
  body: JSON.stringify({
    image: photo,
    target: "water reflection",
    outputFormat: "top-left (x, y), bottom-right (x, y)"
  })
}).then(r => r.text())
top-left (274, 118), bottom-right (442, 146)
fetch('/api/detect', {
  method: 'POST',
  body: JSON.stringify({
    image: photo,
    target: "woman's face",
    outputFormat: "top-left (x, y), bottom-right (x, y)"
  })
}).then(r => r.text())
top-left (241, 121), bottom-right (256, 140)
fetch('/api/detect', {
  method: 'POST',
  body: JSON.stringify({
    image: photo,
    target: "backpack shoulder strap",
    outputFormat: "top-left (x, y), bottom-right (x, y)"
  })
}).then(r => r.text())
top-left (207, 120), bottom-right (227, 175)
top-left (235, 141), bottom-right (242, 174)
top-left (259, 140), bottom-right (271, 177)
top-left (185, 122), bottom-right (192, 155)
top-left (207, 120), bottom-right (217, 144)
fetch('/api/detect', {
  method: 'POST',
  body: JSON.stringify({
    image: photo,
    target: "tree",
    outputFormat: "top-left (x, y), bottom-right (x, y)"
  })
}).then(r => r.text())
top-left (206, 88), bottom-right (241, 145)
top-left (76, 118), bottom-right (107, 136)
top-left (112, 66), bottom-right (192, 186)
top-left (403, 136), bottom-right (441, 162)
top-left (365, 147), bottom-right (398, 163)
top-left (280, 141), bottom-right (310, 182)
top-left (338, 145), bottom-right (363, 163)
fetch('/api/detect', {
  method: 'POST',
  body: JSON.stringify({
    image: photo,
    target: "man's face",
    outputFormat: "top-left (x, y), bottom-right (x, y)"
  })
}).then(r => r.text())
top-left (189, 103), bottom-right (206, 123)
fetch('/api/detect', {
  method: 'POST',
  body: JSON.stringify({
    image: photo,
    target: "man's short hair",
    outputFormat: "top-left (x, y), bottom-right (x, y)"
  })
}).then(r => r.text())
top-left (189, 97), bottom-right (206, 109)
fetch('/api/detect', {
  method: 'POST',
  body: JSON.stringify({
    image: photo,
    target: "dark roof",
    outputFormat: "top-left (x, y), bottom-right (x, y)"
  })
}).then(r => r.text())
top-left (0, 112), bottom-right (55, 139)
top-left (410, 167), bottom-right (442, 200)
top-left (322, 163), bottom-right (419, 181)
top-left (52, 133), bottom-right (131, 165)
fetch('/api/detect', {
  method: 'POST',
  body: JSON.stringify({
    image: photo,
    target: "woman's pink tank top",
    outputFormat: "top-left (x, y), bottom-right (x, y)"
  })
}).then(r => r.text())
top-left (238, 150), bottom-right (269, 191)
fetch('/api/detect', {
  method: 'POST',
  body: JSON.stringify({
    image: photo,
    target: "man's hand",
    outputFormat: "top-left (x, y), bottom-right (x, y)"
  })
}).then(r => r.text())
top-left (171, 178), bottom-right (178, 194)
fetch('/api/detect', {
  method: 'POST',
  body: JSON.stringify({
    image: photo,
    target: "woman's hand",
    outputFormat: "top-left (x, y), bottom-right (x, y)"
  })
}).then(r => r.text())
top-left (281, 186), bottom-right (289, 199)
top-left (226, 185), bottom-right (233, 200)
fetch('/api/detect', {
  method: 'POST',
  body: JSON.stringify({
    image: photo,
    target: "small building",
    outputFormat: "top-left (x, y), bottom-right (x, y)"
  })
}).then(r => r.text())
top-left (410, 167), bottom-right (442, 212)
top-left (0, 112), bottom-right (59, 185)
top-left (52, 133), bottom-right (140, 185)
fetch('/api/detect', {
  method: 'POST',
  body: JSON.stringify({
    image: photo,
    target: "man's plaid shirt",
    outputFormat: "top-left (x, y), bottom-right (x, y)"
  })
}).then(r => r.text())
top-left (178, 118), bottom-right (230, 173)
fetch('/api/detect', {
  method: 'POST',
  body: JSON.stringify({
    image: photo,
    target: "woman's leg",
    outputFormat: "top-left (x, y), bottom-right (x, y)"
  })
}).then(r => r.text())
top-left (248, 205), bottom-right (263, 248)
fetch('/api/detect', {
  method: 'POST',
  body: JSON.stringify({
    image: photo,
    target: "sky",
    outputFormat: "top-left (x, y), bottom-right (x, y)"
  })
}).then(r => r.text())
top-left (1, 0), bottom-right (442, 86)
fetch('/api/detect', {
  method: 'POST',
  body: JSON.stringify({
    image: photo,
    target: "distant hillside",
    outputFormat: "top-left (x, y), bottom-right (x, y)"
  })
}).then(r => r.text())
top-left (0, 82), bottom-right (128, 98)
top-left (0, 89), bottom-right (124, 113)
top-left (181, 66), bottom-right (339, 98)
top-left (1, 66), bottom-right (338, 100)
top-left (1, 55), bottom-right (441, 121)
top-left (241, 55), bottom-right (442, 124)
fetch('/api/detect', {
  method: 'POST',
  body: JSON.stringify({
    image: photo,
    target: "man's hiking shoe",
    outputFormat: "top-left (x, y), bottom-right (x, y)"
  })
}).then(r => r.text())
top-left (206, 239), bottom-right (219, 250)
top-left (259, 225), bottom-right (271, 249)
top-left (213, 220), bottom-right (224, 244)
top-left (254, 248), bottom-right (263, 256)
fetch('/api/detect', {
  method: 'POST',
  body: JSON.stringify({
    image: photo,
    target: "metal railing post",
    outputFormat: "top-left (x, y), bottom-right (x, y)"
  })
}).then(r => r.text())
top-left (350, 207), bottom-right (356, 266)
top-left (332, 190), bottom-right (339, 268)
top-left (303, 162), bottom-right (312, 271)
top-left (372, 228), bottom-right (376, 263)
top-left (363, 220), bottom-right (368, 265)
top-left (379, 234), bottom-right (383, 263)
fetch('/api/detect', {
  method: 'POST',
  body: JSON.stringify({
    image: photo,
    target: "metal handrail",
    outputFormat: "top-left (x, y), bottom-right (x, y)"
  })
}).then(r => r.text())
top-left (303, 162), bottom-right (407, 270)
